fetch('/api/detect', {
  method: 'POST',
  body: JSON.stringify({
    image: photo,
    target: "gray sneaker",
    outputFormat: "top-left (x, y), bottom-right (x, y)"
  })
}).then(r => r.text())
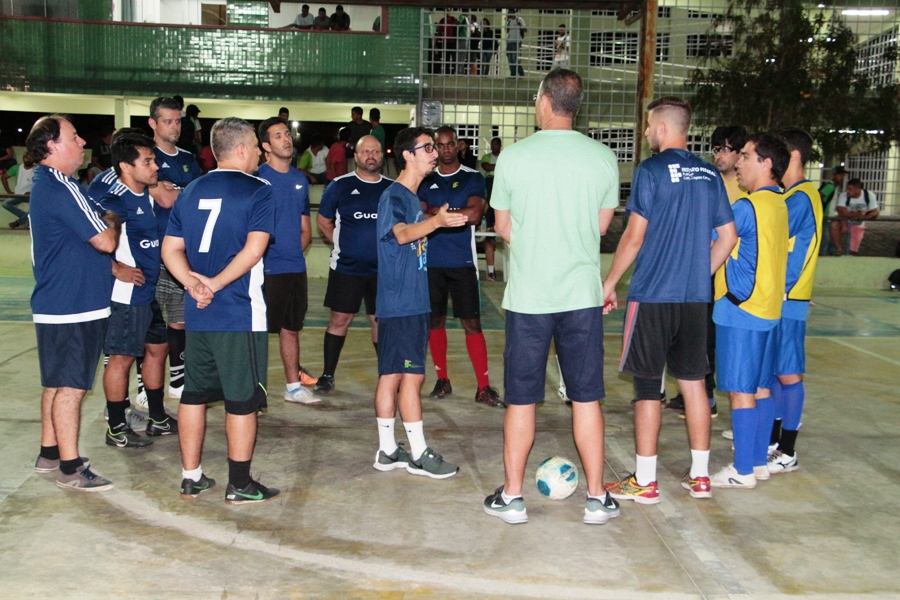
top-left (35, 455), bottom-right (90, 473)
top-left (56, 465), bottom-right (114, 492)
top-left (584, 493), bottom-right (620, 525)
top-left (373, 445), bottom-right (410, 472)
top-left (406, 447), bottom-right (458, 479)
top-left (483, 486), bottom-right (528, 524)
top-left (103, 405), bottom-right (150, 431)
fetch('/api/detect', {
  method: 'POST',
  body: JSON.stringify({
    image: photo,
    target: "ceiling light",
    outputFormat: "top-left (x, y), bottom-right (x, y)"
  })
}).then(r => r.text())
top-left (842, 9), bottom-right (890, 16)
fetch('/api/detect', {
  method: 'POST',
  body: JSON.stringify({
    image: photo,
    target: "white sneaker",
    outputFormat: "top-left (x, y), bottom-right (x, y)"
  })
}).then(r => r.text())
top-left (767, 450), bottom-right (799, 474)
top-left (722, 429), bottom-right (734, 440)
top-left (168, 385), bottom-right (183, 399)
top-left (133, 389), bottom-right (148, 409)
top-left (284, 386), bottom-right (321, 405)
top-left (753, 465), bottom-right (770, 481)
top-left (710, 464), bottom-right (757, 489)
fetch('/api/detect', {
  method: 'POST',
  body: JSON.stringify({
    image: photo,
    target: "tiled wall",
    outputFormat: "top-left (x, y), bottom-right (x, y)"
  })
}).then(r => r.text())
top-left (0, 6), bottom-right (419, 103)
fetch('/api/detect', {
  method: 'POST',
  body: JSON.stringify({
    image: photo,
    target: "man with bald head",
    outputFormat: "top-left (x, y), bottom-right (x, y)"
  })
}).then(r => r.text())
top-left (162, 117), bottom-right (278, 504)
top-left (315, 135), bottom-right (393, 392)
top-left (28, 115), bottom-right (120, 491)
top-left (603, 97), bottom-right (737, 504)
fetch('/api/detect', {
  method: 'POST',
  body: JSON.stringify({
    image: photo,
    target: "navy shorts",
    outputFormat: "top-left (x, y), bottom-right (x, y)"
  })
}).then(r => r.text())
top-left (504, 307), bottom-right (605, 405)
top-left (716, 324), bottom-right (778, 393)
top-left (428, 267), bottom-right (480, 319)
top-left (773, 317), bottom-right (806, 376)
top-left (36, 318), bottom-right (108, 390)
top-left (104, 300), bottom-right (167, 356)
top-left (324, 268), bottom-right (377, 315)
top-left (264, 272), bottom-right (309, 333)
top-left (377, 313), bottom-right (430, 375)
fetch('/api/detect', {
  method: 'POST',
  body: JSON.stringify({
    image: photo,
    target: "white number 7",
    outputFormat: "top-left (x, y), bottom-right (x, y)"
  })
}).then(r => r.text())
top-left (198, 198), bottom-right (222, 253)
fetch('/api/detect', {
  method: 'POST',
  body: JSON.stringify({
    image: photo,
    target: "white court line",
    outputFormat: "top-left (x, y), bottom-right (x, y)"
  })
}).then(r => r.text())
top-left (827, 338), bottom-right (900, 367)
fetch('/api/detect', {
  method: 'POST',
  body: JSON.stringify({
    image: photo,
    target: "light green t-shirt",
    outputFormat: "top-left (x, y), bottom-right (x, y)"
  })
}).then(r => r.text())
top-left (491, 130), bottom-right (619, 314)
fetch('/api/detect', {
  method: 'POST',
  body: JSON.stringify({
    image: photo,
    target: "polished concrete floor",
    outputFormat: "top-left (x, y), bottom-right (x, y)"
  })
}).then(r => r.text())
top-left (1, 277), bottom-right (899, 599)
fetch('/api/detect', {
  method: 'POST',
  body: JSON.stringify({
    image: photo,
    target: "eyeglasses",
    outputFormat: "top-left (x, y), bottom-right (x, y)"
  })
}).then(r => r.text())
top-left (712, 145), bottom-right (735, 155)
top-left (435, 141), bottom-right (457, 150)
top-left (409, 143), bottom-right (436, 154)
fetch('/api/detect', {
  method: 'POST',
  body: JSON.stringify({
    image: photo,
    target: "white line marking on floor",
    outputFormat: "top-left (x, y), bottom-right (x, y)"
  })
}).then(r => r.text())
top-left (828, 338), bottom-right (900, 367)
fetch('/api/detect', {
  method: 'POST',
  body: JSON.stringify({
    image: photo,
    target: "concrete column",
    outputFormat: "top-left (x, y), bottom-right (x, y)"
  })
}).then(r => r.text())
top-left (114, 98), bottom-right (131, 131)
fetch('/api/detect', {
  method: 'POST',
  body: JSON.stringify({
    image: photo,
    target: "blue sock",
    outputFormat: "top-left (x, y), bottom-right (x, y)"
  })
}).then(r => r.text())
top-left (782, 381), bottom-right (805, 430)
top-left (754, 397), bottom-right (775, 467)
top-left (770, 378), bottom-right (784, 420)
top-left (732, 407), bottom-right (758, 475)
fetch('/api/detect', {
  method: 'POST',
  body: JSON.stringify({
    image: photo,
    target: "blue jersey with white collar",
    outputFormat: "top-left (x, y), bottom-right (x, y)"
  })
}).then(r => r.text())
top-left (87, 167), bottom-right (119, 201)
top-left (417, 165), bottom-right (485, 268)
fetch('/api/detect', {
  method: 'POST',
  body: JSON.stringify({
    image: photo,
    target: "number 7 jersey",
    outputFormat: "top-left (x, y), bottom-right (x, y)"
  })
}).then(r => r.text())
top-left (166, 169), bottom-right (275, 332)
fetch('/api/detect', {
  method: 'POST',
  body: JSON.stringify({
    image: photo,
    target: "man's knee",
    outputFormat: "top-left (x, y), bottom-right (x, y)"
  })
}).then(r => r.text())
top-left (460, 317), bottom-right (481, 335)
top-left (430, 314), bottom-right (447, 330)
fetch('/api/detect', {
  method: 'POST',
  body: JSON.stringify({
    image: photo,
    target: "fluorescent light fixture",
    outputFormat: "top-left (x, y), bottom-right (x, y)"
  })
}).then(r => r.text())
top-left (292, 121), bottom-right (299, 128)
top-left (842, 9), bottom-right (889, 16)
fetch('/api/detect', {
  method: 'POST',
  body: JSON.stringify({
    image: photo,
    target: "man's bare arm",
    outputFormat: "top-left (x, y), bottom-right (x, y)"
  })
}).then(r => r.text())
top-left (301, 215), bottom-right (312, 252)
top-left (316, 213), bottom-right (336, 243)
top-left (602, 212), bottom-right (648, 310)
top-left (711, 222), bottom-right (738, 274)
top-left (88, 211), bottom-right (121, 254)
top-left (392, 204), bottom-right (467, 245)
top-left (161, 235), bottom-right (213, 308)
top-left (149, 181), bottom-right (179, 209)
top-left (494, 209), bottom-right (511, 243)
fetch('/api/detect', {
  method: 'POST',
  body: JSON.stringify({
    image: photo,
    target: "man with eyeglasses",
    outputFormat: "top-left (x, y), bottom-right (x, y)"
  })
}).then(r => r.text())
top-left (314, 135), bottom-right (393, 393)
top-left (418, 126), bottom-right (503, 408)
top-left (371, 127), bottom-right (467, 479)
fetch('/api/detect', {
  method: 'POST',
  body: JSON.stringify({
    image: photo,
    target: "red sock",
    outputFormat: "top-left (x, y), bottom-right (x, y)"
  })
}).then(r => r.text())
top-left (466, 332), bottom-right (490, 389)
top-left (429, 328), bottom-right (448, 378)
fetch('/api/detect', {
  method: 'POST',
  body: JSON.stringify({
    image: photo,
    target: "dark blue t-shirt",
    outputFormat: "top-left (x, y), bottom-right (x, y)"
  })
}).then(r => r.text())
top-left (87, 167), bottom-right (119, 201)
top-left (100, 182), bottom-right (161, 306)
top-left (376, 183), bottom-right (429, 318)
top-left (417, 166), bottom-right (485, 269)
top-left (166, 170), bottom-right (275, 332)
top-left (257, 163), bottom-right (310, 275)
top-left (318, 172), bottom-right (393, 277)
top-left (626, 149), bottom-right (734, 303)
top-left (153, 146), bottom-right (203, 241)
top-left (30, 165), bottom-right (112, 323)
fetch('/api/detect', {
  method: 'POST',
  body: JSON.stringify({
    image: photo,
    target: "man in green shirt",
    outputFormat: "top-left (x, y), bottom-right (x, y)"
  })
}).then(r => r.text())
top-left (483, 69), bottom-right (620, 526)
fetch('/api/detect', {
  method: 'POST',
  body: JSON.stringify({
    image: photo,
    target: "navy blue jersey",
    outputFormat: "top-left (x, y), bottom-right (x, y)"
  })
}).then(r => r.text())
top-left (376, 183), bottom-right (429, 318)
top-left (626, 149), bottom-right (734, 303)
top-left (258, 163), bottom-right (311, 275)
top-left (153, 146), bottom-right (203, 240)
top-left (100, 182), bottom-right (161, 306)
top-left (417, 166), bottom-right (485, 268)
top-left (318, 172), bottom-right (393, 277)
top-left (166, 170), bottom-right (275, 332)
top-left (87, 167), bottom-right (119, 201)
top-left (30, 165), bottom-right (112, 323)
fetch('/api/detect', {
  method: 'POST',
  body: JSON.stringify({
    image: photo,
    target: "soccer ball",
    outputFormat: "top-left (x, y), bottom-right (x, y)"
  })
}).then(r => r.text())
top-left (535, 456), bottom-right (579, 500)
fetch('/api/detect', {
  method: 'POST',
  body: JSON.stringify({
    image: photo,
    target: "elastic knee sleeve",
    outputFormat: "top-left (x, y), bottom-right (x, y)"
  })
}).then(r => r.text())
top-left (634, 376), bottom-right (664, 401)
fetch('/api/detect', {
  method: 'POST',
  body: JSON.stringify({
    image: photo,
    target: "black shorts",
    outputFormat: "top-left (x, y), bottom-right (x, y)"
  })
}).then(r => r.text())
top-left (324, 268), bottom-right (377, 315)
top-left (264, 272), bottom-right (308, 333)
top-left (36, 318), bottom-right (108, 390)
top-left (104, 300), bottom-right (167, 356)
top-left (619, 301), bottom-right (709, 381)
top-left (182, 331), bottom-right (268, 415)
top-left (428, 267), bottom-right (480, 319)
top-left (377, 314), bottom-right (429, 375)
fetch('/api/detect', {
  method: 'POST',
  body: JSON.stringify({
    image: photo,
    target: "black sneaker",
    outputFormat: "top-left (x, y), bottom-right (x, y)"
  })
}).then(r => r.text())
top-left (667, 393), bottom-right (686, 415)
top-left (225, 479), bottom-right (281, 505)
top-left (180, 474), bottom-right (216, 499)
top-left (710, 400), bottom-right (718, 419)
top-left (430, 378), bottom-right (452, 399)
top-left (314, 374), bottom-right (335, 393)
top-left (105, 425), bottom-right (153, 448)
top-left (147, 415), bottom-right (179, 437)
top-left (475, 385), bottom-right (506, 408)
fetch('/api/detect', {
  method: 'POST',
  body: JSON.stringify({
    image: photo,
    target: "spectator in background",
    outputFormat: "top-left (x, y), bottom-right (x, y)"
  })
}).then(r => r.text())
top-left (480, 137), bottom-right (502, 280)
top-left (177, 105), bottom-right (197, 155)
top-left (348, 107), bottom-right (371, 150)
top-left (330, 4), bottom-right (350, 31)
top-left (369, 108), bottom-right (385, 152)
top-left (457, 138), bottom-right (477, 170)
top-left (298, 133), bottom-right (329, 185)
top-left (3, 153), bottom-right (35, 229)
top-left (830, 177), bottom-right (879, 256)
top-left (457, 11), bottom-right (473, 75)
top-left (87, 126), bottom-right (114, 184)
top-left (480, 18), bottom-right (498, 76)
top-left (819, 165), bottom-right (846, 254)
top-left (198, 144), bottom-right (216, 174)
top-left (185, 105), bottom-right (202, 156)
top-left (326, 128), bottom-right (350, 182)
top-left (0, 128), bottom-right (16, 173)
top-left (506, 9), bottom-right (526, 77)
top-left (172, 95), bottom-right (185, 115)
top-left (312, 8), bottom-right (330, 30)
top-left (552, 24), bottom-right (570, 70)
top-left (435, 9), bottom-right (458, 74)
top-left (291, 4), bottom-right (314, 29)
top-left (278, 107), bottom-right (290, 121)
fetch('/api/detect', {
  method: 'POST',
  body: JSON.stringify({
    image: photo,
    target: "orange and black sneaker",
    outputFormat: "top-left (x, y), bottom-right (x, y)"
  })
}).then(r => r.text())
top-left (605, 474), bottom-right (660, 505)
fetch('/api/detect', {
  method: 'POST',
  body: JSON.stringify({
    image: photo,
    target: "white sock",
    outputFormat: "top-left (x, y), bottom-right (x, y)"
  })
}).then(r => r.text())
top-left (377, 417), bottom-right (398, 455)
top-left (588, 492), bottom-right (611, 502)
top-left (690, 449), bottom-right (710, 478)
top-left (501, 489), bottom-right (520, 504)
top-left (182, 466), bottom-right (203, 482)
top-left (487, 266), bottom-right (495, 274)
top-left (286, 382), bottom-right (300, 393)
top-left (635, 454), bottom-right (657, 486)
top-left (403, 420), bottom-right (427, 460)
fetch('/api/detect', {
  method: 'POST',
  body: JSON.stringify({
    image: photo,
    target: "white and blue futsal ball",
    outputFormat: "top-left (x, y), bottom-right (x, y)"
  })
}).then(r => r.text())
top-left (535, 456), bottom-right (579, 500)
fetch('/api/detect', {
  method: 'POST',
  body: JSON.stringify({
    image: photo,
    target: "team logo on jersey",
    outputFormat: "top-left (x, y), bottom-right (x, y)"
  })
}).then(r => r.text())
top-left (183, 165), bottom-right (189, 172)
top-left (295, 184), bottom-right (303, 190)
top-left (430, 183), bottom-right (439, 189)
top-left (161, 162), bottom-right (170, 169)
top-left (452, 181), bottom-right (459, 189)
top-left (136, 207), bottom-right (144, 215)
top-left (668, 164), bottom-right (682, 183)
top-left (351, 189), bottom-right (361, 195)
top-left (139, 239), bottom-right (160, 248)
